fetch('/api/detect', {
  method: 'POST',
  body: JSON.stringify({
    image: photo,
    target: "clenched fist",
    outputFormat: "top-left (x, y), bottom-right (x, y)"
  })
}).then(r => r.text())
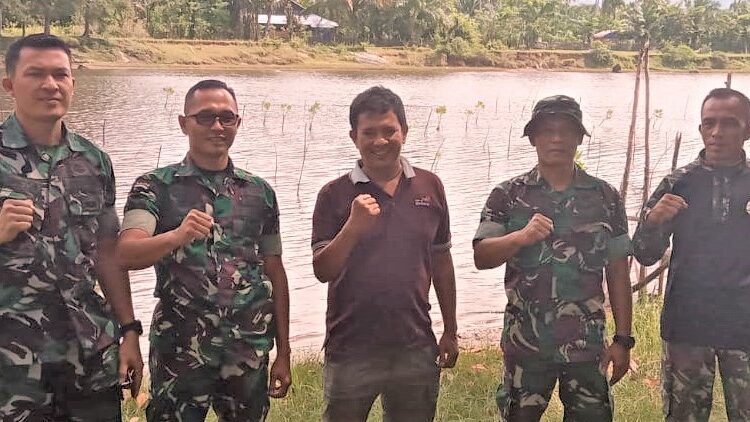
top-left (172, 209), bottom-right (214, 247)
top-left (347, 194), bottom-right (381, 236)
top-left (645, 193), bottom-right (687, 227)
top-left (517, 213), bottom-right (554, 247)
top-left (0, 199), bottom-right (34, 245)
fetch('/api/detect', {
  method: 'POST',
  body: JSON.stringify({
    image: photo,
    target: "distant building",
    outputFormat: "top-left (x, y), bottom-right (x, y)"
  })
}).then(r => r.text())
top-left (258, 1), bottom-right (339, 43)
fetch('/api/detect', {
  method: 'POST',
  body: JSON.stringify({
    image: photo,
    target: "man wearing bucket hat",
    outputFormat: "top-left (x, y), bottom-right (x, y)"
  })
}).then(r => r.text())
top-left (473, 95), bottom-right (633, 421)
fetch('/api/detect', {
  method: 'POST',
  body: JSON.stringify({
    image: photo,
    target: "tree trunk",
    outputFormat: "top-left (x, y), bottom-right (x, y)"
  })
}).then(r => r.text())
top-left (231, 0), bottom-right (244, 39)
top-left (82, 3), bottom-right (92, 37)
top-left (0, 8), bottom-right (4, 37)
top-left (264, 0), bottom-right (273, 37)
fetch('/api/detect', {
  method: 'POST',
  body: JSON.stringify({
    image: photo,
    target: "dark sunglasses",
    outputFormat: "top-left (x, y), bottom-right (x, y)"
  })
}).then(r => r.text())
top-left (186, 111), bottom-right (239, 127)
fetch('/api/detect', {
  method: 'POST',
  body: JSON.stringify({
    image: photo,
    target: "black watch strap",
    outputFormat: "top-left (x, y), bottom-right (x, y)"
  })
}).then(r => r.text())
top-left (613, 334), bottom-right (636, 350)
top-left (120, 320), bottom-right (143, 336)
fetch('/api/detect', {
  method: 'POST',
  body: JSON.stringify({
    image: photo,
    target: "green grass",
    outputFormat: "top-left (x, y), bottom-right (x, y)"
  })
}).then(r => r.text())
top-left (122, 298), bottom-right (732, 421)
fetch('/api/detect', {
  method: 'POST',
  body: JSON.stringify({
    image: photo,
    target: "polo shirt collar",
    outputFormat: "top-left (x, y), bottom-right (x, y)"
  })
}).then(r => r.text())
top-left (524, 165), bottom-right (597, 189)
top-left (174, 154), bottom-right (253, 181)
top-left (349, 156), bottom-right (416, 184)
top-left (1, 113), bottom-right (85, 152)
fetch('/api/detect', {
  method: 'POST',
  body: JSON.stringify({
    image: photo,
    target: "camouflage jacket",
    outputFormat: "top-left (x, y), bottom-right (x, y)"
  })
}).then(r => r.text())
top-left (122, 156), bottom-right (282, 357)
top-left (0, 114), bottom-right (120, 366)
top-left (633, 150), bottom-right (750, 348)
top-left (474, 166), bottom-right (630, 363)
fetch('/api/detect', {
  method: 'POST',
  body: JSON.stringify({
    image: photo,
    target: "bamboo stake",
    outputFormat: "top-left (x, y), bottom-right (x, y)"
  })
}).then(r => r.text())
top-left (620, 47), bottom-right (646, 206)
top-left (725, 73), bottom-right (733, 89)
top-left (638, 42), bottom-right (652, 294)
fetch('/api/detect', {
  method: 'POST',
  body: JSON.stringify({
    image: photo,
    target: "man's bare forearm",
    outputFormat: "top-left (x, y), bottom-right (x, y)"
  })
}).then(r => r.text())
top-left (265, 255), bottom-right (291, 356)
top-left (433, 250), bottom-right (457, 335)
top-left (117, 229), bottom-right (182, 270)
top-left (96, 238), bottom-right (136, 325)
top-left (606, 258), bottom-right (633, 336)
top-left (474, 231), bottom-right (525, 270)
top-left (312, 221), bottom-right (362, 282)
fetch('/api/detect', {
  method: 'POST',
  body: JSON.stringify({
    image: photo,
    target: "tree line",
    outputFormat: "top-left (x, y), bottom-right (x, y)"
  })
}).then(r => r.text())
top-left (1, 0), bottom-right (749, 53)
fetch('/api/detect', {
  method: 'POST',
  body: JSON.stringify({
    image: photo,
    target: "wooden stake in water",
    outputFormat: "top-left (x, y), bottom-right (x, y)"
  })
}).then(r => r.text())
top-left (620, 46), bottom-right (646, 206)
top-left (423, 108), bottom-right (433, 138)
top-left (156, 145), bottom-right (162, 168)
top-left (102, 119), bottom-right (106, 147)
top-left (725, 73), bottom-right (733, 89)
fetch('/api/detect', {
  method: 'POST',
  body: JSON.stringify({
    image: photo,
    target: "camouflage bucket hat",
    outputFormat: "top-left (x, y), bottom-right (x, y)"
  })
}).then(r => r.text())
top-left (522, 95), bottom-right (591, 137)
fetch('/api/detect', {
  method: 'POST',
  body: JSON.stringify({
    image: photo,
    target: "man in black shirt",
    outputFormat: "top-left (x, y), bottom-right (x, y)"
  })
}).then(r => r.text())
top-left (634, 88), bottom-right (750, 421)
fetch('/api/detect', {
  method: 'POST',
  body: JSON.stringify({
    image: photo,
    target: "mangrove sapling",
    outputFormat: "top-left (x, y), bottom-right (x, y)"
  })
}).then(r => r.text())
top-left (435, 105), bottom-right (447, 131)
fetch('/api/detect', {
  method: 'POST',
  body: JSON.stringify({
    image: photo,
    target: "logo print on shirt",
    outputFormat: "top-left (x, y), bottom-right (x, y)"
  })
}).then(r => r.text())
top-left (414, 195), bottom-right (431, 207)
top-left (745, 199), bottom-right (750, 215)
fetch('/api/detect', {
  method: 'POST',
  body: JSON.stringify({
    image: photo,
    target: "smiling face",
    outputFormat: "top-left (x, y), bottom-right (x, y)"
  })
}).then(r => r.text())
top-left (178, 88), bottom-right (241, 162)
top-left (350, 110), bottom-right (406, 174)
top-left (2, 47), bottom-right (74, 124)
top-left (700, 96), bottom-right (750, 166)
top-left (529, 114), bottom-right (584, 167)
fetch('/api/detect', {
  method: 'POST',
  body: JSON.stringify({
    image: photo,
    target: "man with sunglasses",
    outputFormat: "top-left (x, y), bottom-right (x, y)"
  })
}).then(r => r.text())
top-left (117, 79), bottom-right (292, 421)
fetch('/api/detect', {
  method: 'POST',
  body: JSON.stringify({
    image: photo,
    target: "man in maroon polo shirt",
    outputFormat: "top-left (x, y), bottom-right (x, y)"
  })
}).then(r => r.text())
top-left (311, 86), bottom-right (459, 422)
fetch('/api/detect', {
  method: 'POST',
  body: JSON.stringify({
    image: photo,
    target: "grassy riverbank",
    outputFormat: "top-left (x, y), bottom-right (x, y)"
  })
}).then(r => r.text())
top-left (121, 298), bottom-right (731, 422)
top-left (1, 35), bottom-right (749, 73)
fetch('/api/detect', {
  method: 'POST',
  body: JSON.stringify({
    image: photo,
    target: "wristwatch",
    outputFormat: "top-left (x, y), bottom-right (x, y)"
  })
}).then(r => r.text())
top-left (613, 334), bottom-right (636, 350)
top-left (120, 320), bottom-right (143, 337)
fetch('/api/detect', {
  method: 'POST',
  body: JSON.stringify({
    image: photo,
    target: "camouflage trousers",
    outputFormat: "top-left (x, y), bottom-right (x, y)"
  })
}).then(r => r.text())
top-left (662, 341), bottom-right (750, 422)
top-left (496, 355), bottom-right (612, 422)
top-left (146, 304), bottom-right (271, 422)
top-left (0, 341), bottom-right (120, 422)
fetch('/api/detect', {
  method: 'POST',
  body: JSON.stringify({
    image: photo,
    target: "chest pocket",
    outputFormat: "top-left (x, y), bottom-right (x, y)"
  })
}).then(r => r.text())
top-left (58, 158), bottom-right (106, 251)
top-left (565, 197), bottom-right (612, 272)
top-left (233, 188), bottom-right (268, 239)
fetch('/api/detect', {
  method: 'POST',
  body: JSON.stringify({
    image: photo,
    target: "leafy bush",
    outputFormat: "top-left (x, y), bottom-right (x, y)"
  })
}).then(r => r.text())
top-left (661, 44), bottom-right (698, 69)
top-left (588, 41), bottom-right (615, 67)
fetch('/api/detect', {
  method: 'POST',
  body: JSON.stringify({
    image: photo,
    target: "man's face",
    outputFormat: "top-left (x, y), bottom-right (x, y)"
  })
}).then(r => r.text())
top-left (700, 96), bottom-right (750, 166)
top-left (350, 110), bottom-right (406, 172)
top-left (529, 114), bottom-right (584, 167)
top-left (178, 88), bottom-right (241, 160)
top-left (1, 48), bottom-right (74, 123)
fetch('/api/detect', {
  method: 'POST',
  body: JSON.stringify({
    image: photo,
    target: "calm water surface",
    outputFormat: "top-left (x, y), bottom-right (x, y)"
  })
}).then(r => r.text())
top-left (2, 69), bottom-right (747, 358)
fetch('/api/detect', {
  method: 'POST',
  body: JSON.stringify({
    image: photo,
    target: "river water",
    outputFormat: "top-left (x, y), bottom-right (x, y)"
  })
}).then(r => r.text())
top-left (1, 69), bottom-right (747, 358)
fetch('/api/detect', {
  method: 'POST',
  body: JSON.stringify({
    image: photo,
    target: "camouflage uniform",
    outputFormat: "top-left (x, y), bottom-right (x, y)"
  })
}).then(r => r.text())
top-left (122, 156), bottom-right (282, 422)
top-left (633, 151), bottom-right (750, 422)
top-left (473, 166), bottom-right (631, 422)
top-left (0, 114), bottom-right (121, 421)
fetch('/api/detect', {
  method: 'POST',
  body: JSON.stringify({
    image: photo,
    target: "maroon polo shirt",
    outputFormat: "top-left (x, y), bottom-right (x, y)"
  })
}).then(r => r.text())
top-left (312, 157), bottom-right (452, 357)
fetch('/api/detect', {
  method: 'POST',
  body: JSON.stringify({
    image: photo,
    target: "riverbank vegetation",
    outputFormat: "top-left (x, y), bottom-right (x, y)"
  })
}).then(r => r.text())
top-left (2, 0), bottom-right (750, 71)
top-left (121, 298), bottom-right (730, 421)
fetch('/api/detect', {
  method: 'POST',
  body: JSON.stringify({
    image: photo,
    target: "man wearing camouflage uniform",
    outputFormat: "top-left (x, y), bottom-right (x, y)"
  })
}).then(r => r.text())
top-left (473, 95), bottom-right (634, 421)
top-left (0, 34), bottom-right (143, 420)
top-left (117, 79), bottom-right (291, 421)
top-left (633, 88), bottom-right (750, 422)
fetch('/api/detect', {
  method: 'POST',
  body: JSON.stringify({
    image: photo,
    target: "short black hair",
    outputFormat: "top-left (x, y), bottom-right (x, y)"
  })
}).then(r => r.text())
top-left (349, 86), bottom-right (408, 133)
top-left (5, 33), bottom-right (72, 76)
top-left (701, 88), bottom-right (750, 122)
top-left (184, 79), bottom-right (238, 113)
